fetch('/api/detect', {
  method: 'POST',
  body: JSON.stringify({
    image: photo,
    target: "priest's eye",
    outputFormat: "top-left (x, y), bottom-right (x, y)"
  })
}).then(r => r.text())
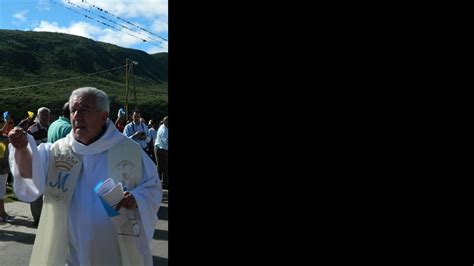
top-left (71, 109), bottom-right (90, 115)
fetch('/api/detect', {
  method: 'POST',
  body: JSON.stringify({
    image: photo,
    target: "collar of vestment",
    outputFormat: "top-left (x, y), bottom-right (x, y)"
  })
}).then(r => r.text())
top-left (68, 119), bottom-right (124, 156)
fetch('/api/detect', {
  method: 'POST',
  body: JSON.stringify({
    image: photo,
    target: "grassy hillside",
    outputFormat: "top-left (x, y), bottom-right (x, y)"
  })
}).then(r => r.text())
top-left (0, 29), bottom-right (168, 123)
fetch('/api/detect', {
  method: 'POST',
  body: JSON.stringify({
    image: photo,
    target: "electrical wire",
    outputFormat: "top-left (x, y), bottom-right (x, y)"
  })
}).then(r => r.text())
top-left (0, 65), bottom-right (126, 91)
top-left (50, 0), bottom-right (167, 50)
top-left (81, 0), bottom-right (168, 42)
top-left (66, 0), bottom-right (167, 46)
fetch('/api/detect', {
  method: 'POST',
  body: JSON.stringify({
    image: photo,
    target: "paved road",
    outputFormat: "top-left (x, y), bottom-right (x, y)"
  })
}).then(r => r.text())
top-left (0, 190), bottom-right (168, 266)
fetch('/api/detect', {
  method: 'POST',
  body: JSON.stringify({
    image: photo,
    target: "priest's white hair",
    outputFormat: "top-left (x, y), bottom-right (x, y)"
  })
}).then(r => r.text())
top-left (69, 87), bottom-right (110, 113)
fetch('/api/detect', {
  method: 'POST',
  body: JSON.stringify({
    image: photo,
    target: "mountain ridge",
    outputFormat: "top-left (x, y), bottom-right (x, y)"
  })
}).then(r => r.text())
top-left (0, 29), bottom-right (168, 122)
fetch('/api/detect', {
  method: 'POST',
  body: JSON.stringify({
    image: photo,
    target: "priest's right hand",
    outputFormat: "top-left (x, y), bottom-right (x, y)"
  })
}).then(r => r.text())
top-left (8, 127), bottom-right (28, 150)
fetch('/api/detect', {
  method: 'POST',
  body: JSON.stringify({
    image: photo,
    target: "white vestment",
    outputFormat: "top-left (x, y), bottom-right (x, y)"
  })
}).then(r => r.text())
top-left (9, 119), bottom-right (162, 266)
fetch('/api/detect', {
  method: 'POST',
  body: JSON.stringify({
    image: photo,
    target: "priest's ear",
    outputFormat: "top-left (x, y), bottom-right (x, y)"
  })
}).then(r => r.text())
top-left (101, 111), bottom-right (109, 123)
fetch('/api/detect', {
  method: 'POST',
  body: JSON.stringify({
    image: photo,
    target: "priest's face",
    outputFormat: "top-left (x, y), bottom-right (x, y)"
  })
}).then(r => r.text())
top-left (70, 93), bottom-right (108, 145)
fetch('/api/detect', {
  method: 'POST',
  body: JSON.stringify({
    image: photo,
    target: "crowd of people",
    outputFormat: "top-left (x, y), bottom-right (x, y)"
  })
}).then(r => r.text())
top-left (1, 86), bottom-right (168, 265)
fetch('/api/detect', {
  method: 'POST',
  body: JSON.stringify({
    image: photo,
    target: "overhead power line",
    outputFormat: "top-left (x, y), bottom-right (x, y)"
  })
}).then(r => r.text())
top-left (50, 0), bottom-right (167, 50)
top-left (81, 0), bottom-right (168, 42)
top-left (0, 65), bottom-right (126, 92)
top-left (65, 0), bottom-right (167, 46)
top-left (51, 0), bottom-right (167, 49)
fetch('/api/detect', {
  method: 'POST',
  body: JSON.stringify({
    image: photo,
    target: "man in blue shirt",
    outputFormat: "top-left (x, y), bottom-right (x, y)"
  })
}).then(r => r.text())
top-left (123, 110), bottom-right (151, 153)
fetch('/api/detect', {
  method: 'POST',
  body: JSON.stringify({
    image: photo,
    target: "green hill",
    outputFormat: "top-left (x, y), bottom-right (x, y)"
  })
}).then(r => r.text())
top-left (0, 29), bottom-right (168, 123)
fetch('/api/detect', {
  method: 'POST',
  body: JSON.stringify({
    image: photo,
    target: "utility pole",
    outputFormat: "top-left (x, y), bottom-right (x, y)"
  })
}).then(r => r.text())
top-left (125, 59), bottom-right (129, 120)
top-left (124, 58), bottom-right (138, 120)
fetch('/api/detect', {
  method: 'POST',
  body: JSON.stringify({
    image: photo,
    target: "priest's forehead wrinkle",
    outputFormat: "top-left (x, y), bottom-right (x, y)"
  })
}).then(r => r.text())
top-left (71, 96), bottom-right (95, 111)
top-left (69, 87), bottom-right (110, 113)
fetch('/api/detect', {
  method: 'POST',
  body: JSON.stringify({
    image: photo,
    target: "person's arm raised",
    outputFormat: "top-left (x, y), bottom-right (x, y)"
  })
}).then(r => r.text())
top-left (8, 127), bottom-right (32, 179)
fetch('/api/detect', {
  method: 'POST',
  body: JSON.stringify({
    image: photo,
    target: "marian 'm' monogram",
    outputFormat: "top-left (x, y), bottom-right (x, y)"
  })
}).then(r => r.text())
top-left (48, 153), bottom-right (78, 200)
top-left (54, 154), bottom-right (78, 171)
top-left (49, 172), bottom-right (70, 192)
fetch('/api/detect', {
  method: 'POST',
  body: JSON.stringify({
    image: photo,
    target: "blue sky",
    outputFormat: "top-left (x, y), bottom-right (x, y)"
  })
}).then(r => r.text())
top-left (0, 0), bottom-right (168, 54)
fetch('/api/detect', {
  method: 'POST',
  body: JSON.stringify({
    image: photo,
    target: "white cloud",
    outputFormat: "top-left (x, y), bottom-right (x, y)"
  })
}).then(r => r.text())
top-left (33, 21), bottom-right (102, 39)
top-left (98, 28), bottom-right (144, 47)
top-left (32, 20), bottom-right (148, 49)
top-left (147, 45), bottom-right (168, 54)
top-left (37, 0), bottom-right (50, 11)
top-left (33, 21), bottom-right (63, 32)
top-left (151, 18), bottom-right (168, 34)
top-left (12, 10), bottom-right (29, 24)
top-left (69, 22), bottom-right (103, 39)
